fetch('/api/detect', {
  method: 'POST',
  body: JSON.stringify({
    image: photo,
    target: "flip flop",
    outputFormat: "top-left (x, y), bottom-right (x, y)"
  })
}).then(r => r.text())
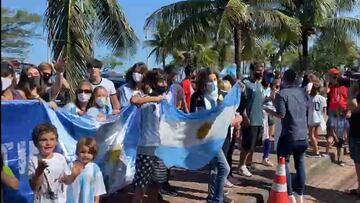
top-left (347, 189), bottom-right (360, 198)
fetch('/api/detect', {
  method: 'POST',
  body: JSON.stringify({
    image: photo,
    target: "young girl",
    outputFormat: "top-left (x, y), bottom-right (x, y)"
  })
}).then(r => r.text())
top-left (87, 86), bottom-right (112, 122)
top-left (64, 81), bottom-right (93, 116)
top-left (307, 82), bottom-right (327, 157)
top-left (130, 70), bottom-right (168, 203)
top-left (118, 62), bottom-right (148, 108)
top-left (28, 123), bottom-right (83, 203)
top-left (67, 138), bottom-right (106, 203)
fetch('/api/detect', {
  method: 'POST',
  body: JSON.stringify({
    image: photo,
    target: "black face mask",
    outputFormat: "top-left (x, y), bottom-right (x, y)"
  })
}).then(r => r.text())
top-left (42, 75), bottom-right (52, 83)
top-left (254, 72), bottom-right (263, 80)
top-left (154, 86), bottom-right (167, 95)
top-left (28, 76), bottom-right (41, 88)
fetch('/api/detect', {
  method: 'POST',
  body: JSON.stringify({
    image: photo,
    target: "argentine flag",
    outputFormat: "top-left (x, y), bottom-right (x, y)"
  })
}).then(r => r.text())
top-left (156, 83), bottom-right (241, 170)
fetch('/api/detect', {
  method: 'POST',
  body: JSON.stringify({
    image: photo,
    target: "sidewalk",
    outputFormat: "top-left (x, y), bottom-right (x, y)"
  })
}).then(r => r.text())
top-left (101, 137), bottom-right (358, 203)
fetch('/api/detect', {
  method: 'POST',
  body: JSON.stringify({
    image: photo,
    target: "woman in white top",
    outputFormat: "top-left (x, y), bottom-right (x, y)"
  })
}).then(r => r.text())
top-left (117, 62), bottom-right (148, 108)
top-left (307, 81), bottom-right (327, 157)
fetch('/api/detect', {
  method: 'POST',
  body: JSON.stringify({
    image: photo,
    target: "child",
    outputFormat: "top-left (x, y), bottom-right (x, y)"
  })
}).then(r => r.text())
top-left (28, 123), bottom-right (83, 203)
top-left (307, 82), bottom-right (327, 157)
top-left (87, 86), bottom-right (112, 122)
top-left (130, 70), bottom-right (168, 203)
top-left (327, 111), bottom-right (349, 166)
top-left (67, 138), bottom-right (106, 203)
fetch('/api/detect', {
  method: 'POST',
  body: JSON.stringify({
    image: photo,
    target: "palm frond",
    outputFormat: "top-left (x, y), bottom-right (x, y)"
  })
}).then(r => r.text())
top-left (302, 0), bottom-right (337, 27)
top-left (145, 0), bottom-right (223, 30)
top-left (323, 17), bottom-right (360, 35)
top-left (93, 0), bottom-right (138, 56)
top-left (46, 0), bottom-right (92, 96)
top-left (169, 11), bottom-right (220, 49)
top-left (222, 0), bottom-right (249, 26)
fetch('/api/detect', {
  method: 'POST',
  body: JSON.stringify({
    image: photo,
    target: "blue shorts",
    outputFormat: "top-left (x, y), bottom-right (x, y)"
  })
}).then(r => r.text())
top-left (349, 137), bottom-right (360, 165)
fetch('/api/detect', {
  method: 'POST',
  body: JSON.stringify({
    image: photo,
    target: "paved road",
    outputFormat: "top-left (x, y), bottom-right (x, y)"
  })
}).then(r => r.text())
top-left (101, 141), bottom-right (360, 203)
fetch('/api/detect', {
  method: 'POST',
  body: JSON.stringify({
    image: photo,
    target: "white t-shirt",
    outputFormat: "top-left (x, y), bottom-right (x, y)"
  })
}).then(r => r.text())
top-left (28, 153), bottom-right (71, 203)
top-left (90, 78), bottom-right (116, 109)
top-left (67, 162), bottom-right (106, 203)
top-left (308, 94), bottom-right (327, 126)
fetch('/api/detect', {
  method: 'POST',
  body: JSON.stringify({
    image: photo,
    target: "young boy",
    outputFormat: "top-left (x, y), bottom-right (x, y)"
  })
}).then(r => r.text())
top-left (28, 123), bottom-right (83, 203)
top-left (325, 111), bottom-right (349, 166)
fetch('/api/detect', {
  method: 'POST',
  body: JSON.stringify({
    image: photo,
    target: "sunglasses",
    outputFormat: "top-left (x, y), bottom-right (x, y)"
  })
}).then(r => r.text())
top-left (76, 89), bottom-right (92, 94)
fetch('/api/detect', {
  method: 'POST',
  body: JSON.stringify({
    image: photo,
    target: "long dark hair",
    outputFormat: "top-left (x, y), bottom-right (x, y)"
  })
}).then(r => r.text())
top-left (1, 61), bottom-right (17, 88)
top-left (195, 68), bottom-right (219, 93)
top-left (125, 62), bottom-right (148, 89)
top-left (141, 69), bottom-right (166, 96)
top-left (16, 65), bottom-right (46, 99)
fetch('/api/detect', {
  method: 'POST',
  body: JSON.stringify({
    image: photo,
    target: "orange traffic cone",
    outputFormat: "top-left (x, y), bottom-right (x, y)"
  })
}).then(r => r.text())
top-left (268, 157), bottom-right (288, 203)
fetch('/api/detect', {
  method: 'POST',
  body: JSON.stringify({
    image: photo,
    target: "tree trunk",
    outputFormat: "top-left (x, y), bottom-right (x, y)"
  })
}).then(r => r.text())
top-left (271, 42), bottom-right (288, 70)
top-left (301, 31), bottom-right (309, 71)
top-left (162, 55), bottom-right (166, 69)
top-left (234, 26), bottom-right (242, 79)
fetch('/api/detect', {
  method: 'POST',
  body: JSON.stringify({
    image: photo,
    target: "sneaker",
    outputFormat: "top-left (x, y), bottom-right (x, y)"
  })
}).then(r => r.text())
top-left (224, 179), bottom-right (235, 188)
top-left (224, 195), bottom-right (234, 203)
top-left (262, 159), bottom-right (274, 167)
top-left (239, 165), bottom-right (252, 177)
top-left (288, 195), bottom-right (296, 203)
top-left (305, 152), bottom-right (322, 158)
top-left (224, 189), bottom-right (229, 195)
top-left (161, 182), bottom-right (179, 196)
top-left (321, 153), bottom-right (329, 158)
top-left (338, 161), bottom-right (345, 167)
top-left (295, 194), bottom-right (304, 203)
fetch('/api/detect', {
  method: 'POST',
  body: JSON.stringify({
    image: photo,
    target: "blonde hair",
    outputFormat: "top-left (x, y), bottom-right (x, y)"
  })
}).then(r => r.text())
top-left (218, 80), bottom-right (232, 92)
top-left (76, 137), bottom-right (98, 159)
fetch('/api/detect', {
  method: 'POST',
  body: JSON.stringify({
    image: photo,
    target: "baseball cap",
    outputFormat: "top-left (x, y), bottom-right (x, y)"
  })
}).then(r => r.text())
top-left (328, 67), bottom-right (340, 76)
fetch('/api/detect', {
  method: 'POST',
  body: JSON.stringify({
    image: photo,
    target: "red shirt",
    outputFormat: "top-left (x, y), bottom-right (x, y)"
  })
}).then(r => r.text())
top-left (181, 79), bottom-right (193, 110)
top-left (328, 85), bottom-right (348, 112)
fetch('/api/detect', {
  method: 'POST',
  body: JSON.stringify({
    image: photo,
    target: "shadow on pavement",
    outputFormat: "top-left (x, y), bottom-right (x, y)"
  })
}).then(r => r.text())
top-left (305, 185), bottom-right (359, 203)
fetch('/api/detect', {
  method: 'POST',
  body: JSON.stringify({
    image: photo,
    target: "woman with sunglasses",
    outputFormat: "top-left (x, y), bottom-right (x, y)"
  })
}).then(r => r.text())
top-left (64, 81), bottom-right (93, 116)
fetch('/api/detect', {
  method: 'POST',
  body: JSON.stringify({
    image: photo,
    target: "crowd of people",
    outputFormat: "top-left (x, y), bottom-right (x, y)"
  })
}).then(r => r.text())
top-left (1, 58), bottom-right (360, 203)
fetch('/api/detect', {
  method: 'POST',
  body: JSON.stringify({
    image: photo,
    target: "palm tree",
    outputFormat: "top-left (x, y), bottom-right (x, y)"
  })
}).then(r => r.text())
top-left (45, 0), bottom-right (138, 94)
top-left (145, 0), bottom-right (301, 78)
top-left (278, 0), bottom-right (360, 70)
top-left (144, 22), bottom-right (173, 69)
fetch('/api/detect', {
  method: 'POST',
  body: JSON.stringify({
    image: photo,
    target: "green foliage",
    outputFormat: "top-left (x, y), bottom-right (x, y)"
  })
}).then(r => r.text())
top-left (101, 52), bottom-right (124, 70)
top-left (1, 8), bottom-right (41, 59)
top-left (45, 0), bottom-right (138, 97)
top-left (144, 22), bottom-right (173, 69)
top-left (311, 31), bottom-right (360, 72)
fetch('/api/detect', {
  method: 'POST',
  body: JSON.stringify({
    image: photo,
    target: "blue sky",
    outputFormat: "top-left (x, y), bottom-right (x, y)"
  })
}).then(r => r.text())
top-left (2, 0), bottom-right (359, 72)
top-left (2, 0), bottom-right (180, 72)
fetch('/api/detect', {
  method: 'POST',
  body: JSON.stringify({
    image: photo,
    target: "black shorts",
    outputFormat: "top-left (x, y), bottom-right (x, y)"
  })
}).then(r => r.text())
top-left (241, 126), bottom-right (264, 151)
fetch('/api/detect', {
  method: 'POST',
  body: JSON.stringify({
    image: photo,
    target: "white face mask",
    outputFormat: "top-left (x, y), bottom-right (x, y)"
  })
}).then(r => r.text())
top-left (77, 93), bottom-right (91, 103)
top-left (207, 81), bottom-right (219, 100)
top-left (1, 77), bottom-right (12, 91)
top-left (132, 72), bottom-right (143, 83)
top-left (96, 97), bottom-right (107, 107)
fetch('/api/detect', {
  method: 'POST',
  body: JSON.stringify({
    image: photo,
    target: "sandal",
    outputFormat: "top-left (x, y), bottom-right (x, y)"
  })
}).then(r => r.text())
top-left (347, 189), bottom-right (360, 198)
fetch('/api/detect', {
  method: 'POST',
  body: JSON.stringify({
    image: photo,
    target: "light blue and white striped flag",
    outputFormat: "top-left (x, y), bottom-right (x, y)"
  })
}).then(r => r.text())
top-left (156, 83), bottom-right (241, 170)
